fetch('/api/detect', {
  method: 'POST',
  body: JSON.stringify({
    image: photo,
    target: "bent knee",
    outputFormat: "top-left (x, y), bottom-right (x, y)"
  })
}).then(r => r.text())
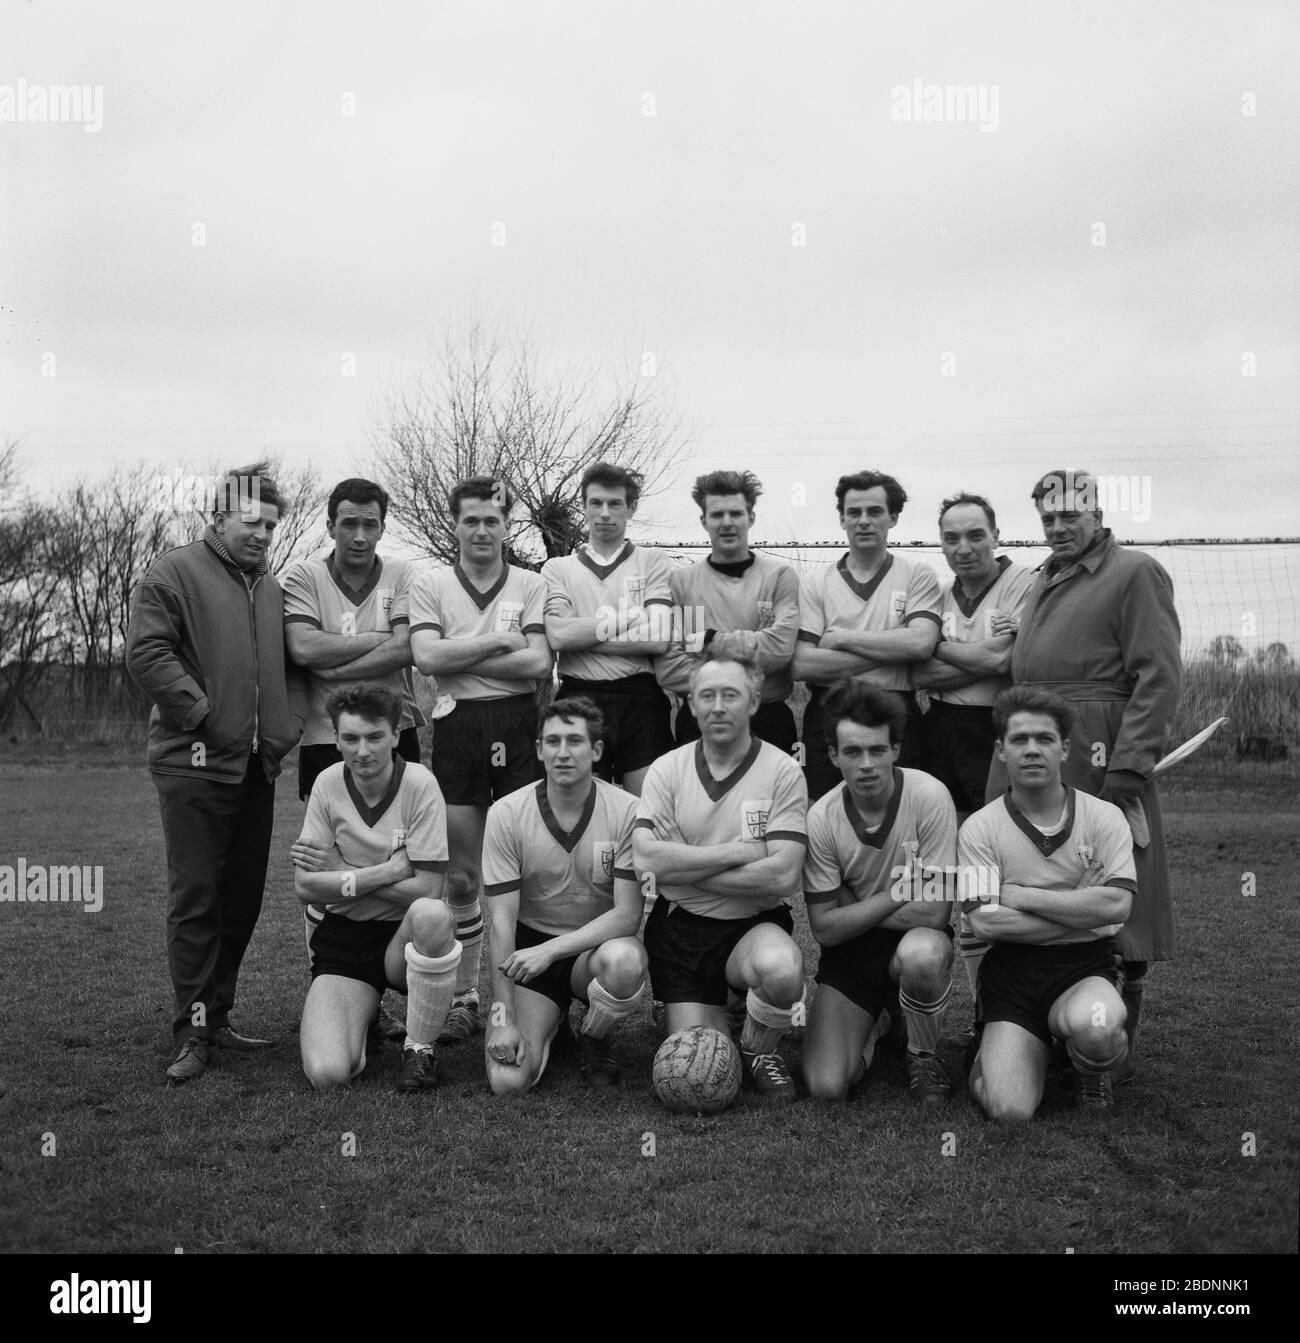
top-left (804, 1070), bottom-right (851, 1103)
top-left (304, 1058), bottom-right (354, 1092)
top-left (408, 897), bottom-right (457, 950)
top-left (487, 1062), bottom-right (539, 1097)
top-left (596, 938), bottom-right (649, 990)
top-left (981, 1092), bottom-right (1037, 1124)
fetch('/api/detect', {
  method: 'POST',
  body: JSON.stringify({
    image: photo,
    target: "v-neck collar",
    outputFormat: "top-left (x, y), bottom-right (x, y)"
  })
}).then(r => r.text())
top-left (535, 779), bottom-right (598, 852)
top-left (576, 541), bottom-right (634, 582)
top-left (328, 553), bottom-right (384, 606)
top-left (840, 770), bottom-right (904, 849)
top-left (345, 755), bottom-right (406, 828)
top-left (836, 551), bottom-right (894, 603)
top-left (454, 560), bottom-right (510, 611)
top-left (693, 736), bottom-right (762, 802)
top-left (1003, 788), bottom-right (1076, 857)
top-left (950, 555), bottom-right (1010, 618)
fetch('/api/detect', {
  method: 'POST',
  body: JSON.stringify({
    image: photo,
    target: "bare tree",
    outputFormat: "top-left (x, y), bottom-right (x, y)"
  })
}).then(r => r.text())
top-left (371, 323), bottom-right (686, 567)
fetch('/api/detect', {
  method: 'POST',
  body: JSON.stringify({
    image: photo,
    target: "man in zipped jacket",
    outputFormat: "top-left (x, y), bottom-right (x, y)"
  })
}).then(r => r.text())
top-left (126, 463), bottom-right (305, 1085)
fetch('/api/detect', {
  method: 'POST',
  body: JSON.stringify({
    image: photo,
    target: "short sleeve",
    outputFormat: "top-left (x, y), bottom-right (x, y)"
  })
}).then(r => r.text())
top-left (481, 800), bottom-right (522, 897)
top-left (403, 771), bottom-right (449, 868)
top-left (281, 561), bottom-right (321, 628)
top-left (957, 810), bottom-right (1002, 903)
top-left (913, 776), bottom-right (958, 870)
top-left (407, 568), bottom-right (443, 636)
top-left (297, 782), bottom-right (335, 850)
top-left (388, 559), bottom-right (413, 626)
top-left (1091, 799), bottom-right (1137, 893)
top-left (541, 557), bottom-right (576, 619)
top-left (797, 570), bottom-right (826, 644)
top-left (903, 561), bottom-right (943, 627)
top-left (764, 755), bottom-right (809, 845)
top-left (801, 806), bottom-right (844, 904)
top-left (642, 549), bottom-right (674, 607)
top-left (635, 757), bottom-right (681, 840)
top-left (612, 794), bottom-right (638, 882)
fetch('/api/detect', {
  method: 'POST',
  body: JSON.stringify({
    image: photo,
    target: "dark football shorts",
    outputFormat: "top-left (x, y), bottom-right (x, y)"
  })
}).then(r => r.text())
top-left (309, 911), bottom-right (404, 995)
top-left (298, 727), bottom-right (422, 801)
top-left (978, 938), bottom-right (1118, 1044)
top-left (674, 698), bottom-right (798, 756)
top-left (919, 700), bottom-right (997, 815)
top-left (557, 674), bottom-right (674, 778)
top-left (802, 687), bottom-right (923, 801)
top-left (430, 694), bottom-right (542, 807)
top-left (511, 921), bottom-right (583, 1013)
top-left (816, 923), bottom-right (955, 1018)
top-left (643, 898), bottom-right (794, 1006)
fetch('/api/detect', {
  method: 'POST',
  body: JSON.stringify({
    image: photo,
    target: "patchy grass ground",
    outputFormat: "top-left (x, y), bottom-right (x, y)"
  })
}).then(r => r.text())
top-left (0, 761), bottom-right (1296, 1254)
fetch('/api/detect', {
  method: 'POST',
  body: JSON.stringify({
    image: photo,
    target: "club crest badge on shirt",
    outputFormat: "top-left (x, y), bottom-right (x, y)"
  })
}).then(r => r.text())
top-left (592, 841), bottom-right (616, 884)
top-left (755, 599), bottom-right (775, 630)
top-left (741, 799), bottom-right (773, 840)
top-left (495, 601), bottom-right (524, 633)
top-left (891, 589), bottom-right (907, 622)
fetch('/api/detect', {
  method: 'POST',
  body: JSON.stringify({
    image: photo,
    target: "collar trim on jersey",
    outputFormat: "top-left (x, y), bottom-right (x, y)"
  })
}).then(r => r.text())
top-left (327, 552), bottom-right (384, 606)
top-left (1002, 787), bottom-right (1076, 856)
top-left (345, 754), bottom-right (407, 828)
top-left (706, 553), bottom-right (756, 577)
top-left (836, 551), bottom-right (894, 604)
top-left (535, 779), bottom-right (598, 852)
top-left (950, 554), bottom-right (1011, 618)
top-left (841, 768), bottom-right (904, 848)
top-left (454, 560), bottom-right (510, 611)
top-left (576, 540), bottom-right (634, 582)
top-left (693, 736), bottom-right (762, 802)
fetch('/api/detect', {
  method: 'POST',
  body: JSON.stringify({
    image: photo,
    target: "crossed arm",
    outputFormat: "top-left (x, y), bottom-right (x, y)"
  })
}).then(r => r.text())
top-left (411, 628), bottom-right (553, 680)
top-left (793, 616), bottom-right (940, 685)
top-left (292, 840), bottom-right (445, 912)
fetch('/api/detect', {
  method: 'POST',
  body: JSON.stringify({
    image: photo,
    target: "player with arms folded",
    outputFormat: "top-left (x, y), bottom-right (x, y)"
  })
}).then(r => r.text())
top-left (634, 652), bottom-right (808, 1102)
top-left (483, 697), bottom-right (648, 1092)
top-left (408, 477), bottom-right (553, 1045)
top-left (801, 682), bottom-right (957, 1105)
top-left (962, 686), bottom-right (1134, 1119)
top-left (292, 685), bottom-right (460, 1094)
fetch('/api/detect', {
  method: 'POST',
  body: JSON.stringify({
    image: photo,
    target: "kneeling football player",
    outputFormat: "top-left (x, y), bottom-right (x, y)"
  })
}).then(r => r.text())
top-left (483, 697), bottom-right (648, 1092)
top-left (961, 686), bottom-right (1134, 1120)
top-left (292, 685), bottom-right (461, 1093)
top-left (634, 653), bottom-right (808, 1102)
top-left (802, 681), bottom-right (957, 1105)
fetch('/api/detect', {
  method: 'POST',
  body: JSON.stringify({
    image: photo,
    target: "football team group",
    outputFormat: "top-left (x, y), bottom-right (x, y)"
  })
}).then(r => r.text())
top-left (124, 459), bottom-right (1182, 1120)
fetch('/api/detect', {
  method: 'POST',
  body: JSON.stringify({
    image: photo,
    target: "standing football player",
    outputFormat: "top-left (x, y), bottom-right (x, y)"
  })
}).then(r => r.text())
top-left (634, 653), bottom-right (808, 1102)
top-left (963, 686), bottom-right (1134, 1118)
top-left (541, 462), bottom-right (674, 796)
top-left (292, 685), bottom-right (460, 1094)
top-left (409, 477), bottom-right (553, 1044)
top-left (483, 697), bottom-right (648, 1093)
top-left (801, 681), bottom-right (957, 1105)
top-left (793, 471), bottom-right (942, 800)
top-left (655, 470), bottom-right (801, 752)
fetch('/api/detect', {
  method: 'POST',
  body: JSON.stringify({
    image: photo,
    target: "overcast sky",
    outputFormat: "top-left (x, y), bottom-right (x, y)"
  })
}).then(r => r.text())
top-left (2, 0), bottom-right (1296, 543)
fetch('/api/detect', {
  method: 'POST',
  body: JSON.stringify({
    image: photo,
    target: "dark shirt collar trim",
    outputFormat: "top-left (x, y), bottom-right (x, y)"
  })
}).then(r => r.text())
top-left (1002, 787), bottom-right (1077, 857)
top-left (693, 736), bottom-right (762, 802)
top-left (840, 769), bottom-right (904, 849)
top-left (345, 754), bottom-right (406, 828)
top-left (707, 553), bottom-right (756, 578)
top-left (454, 560), bottom-right (510, 611)
top-left (576, 541), bottom-right (634, 582)
top-left (327, 552), bottom-right (384, 605)
top-left (534, 779), bottom-right (598, 853)
top-left (836, 551), bottom-right (894, 603)
top-left (950, 554), bottom-right (1011, 618)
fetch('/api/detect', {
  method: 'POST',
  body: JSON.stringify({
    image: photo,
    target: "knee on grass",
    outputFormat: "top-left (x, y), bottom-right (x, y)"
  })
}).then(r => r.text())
top-left (976, 1084), bottom-right (1037, 1125)
top-left (804, 1066), bottom-right (853, 1103)
top-left (487, 1057), bottom-right (542, 1097)
top-left (304, 1055), bottom-right (356, 1093)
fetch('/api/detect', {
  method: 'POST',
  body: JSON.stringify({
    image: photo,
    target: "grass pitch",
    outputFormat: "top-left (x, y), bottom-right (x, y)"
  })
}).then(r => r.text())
top-left (0, 760), bottom-right (1296, 1254)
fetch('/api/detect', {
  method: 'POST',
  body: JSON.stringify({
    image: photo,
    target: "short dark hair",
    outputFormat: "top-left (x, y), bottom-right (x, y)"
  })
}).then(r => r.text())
top-left (449, 475), bottom-right (513, 519)
top-left (992, 686), bottom-right (1076, 742)
top-left (537, 695), bottom-right (607, 746)
top-left (691, 470), bottom-right (762, 512)
top-left (938, 492), bottom-right (997, 532)
top-left (214, 460), bottom-right (283, 517)
top-left (328, 478), bottom-right (390, 524)
top-left (835, 471), bottom-right (907, 517)
top-left (820, 679), bottom-right (909, 750)
top-left (326, 683), bottom-right (402, 731)
top-left (581, 462), bottom-right (644, 509)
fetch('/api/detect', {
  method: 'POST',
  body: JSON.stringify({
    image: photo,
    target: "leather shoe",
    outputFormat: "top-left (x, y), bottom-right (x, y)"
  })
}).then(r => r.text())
top-left (212, 1024), bottom-right (277, 1050)
top-left (166, 1037), bottom-right (211, 1085)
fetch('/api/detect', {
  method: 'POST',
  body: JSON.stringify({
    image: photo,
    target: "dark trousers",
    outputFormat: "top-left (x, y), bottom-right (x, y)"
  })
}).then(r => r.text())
top-left (154, 758), bottom-right (275, 1045)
